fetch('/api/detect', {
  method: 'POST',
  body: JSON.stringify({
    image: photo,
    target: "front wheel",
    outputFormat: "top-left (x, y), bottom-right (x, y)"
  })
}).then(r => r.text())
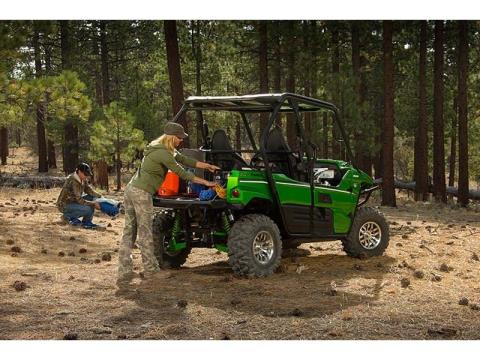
top-left (152, 212), bottom-right (191, 269)
top-left (227, 214), bottom-right (282, 277)
top-left (342, 207), bottom-right (389, 258)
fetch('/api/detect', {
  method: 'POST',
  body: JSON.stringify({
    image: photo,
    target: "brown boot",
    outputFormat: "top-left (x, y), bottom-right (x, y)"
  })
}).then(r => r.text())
top-left (116, 272), bottom-right (135, 288)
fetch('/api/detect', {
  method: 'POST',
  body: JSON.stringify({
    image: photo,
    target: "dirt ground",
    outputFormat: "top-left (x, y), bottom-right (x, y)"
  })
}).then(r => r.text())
top-left (1, 149), bottom-right (480, 340)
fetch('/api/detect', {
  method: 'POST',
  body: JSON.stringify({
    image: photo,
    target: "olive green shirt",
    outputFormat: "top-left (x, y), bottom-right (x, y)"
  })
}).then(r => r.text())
top-left (56, 173), bottom-right (102, 212)
top-left (129, 143), bottom-right (197, 194)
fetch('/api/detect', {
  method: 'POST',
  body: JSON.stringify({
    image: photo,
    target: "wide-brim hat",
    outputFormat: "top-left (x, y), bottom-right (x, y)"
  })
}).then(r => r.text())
top-left (164, 122), bottom-right (188, 139)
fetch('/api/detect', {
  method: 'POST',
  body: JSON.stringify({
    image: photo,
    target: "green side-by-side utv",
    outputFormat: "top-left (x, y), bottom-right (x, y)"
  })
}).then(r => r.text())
top-left (152, 93), bottom-right (389, 277)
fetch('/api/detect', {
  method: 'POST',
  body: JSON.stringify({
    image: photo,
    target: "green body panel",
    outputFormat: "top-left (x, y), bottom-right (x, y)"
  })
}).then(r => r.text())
top-left (226, 160), bottom-right (373, 234)
top-left (164, 159), bottom-right (374, 252)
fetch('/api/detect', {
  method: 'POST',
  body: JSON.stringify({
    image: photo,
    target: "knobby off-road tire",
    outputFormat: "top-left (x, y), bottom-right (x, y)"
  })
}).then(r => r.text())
top-left (152, 212), bottom-right (191, 269)
top-left (342, 207), bottom-right (389, 258)
top-left (227, 214), bottom-right (282, 277)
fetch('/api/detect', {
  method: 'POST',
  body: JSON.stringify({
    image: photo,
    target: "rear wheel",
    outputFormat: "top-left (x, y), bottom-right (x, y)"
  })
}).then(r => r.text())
top-left (152, 212), bottom-right (191, 269)
top-left (227, 214), bottom-right (282, 277)
top-left (342, 207), bottom-right (389, 258)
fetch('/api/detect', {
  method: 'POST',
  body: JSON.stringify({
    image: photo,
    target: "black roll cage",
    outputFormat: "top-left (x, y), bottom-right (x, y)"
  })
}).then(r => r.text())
top-left (172, 93), bottom-right (356, 238)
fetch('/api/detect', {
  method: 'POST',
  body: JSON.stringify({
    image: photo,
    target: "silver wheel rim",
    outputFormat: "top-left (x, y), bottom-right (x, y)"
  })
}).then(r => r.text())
top-left (252, 230), bottom-right (275, 265)
top-left (359, 221), bottom-right (382, 250)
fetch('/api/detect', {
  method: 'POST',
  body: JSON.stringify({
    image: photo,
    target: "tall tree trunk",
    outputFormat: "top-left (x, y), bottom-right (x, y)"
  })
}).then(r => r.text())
top-left (44, 37), bottom-right (56, 169)
top-left (272, 20), bottom-right (281, 93)
top-left (33, 26), bottom-right (48, 173)
top-left (448, 97), bottom-right (457, 193)
top-left (414, 21), bottom-right (429, 201)
top-left (191, 21), bottom-right (204, 148)
top-left (164, 20), bottom-right (189, 147)
top-left (15, 129), bottom-right (21, 146)
top-left (92, 21), bottom-right (109, 189)
top-left (0, 128), bottom-right (8, 165)
top-left (259, 21), bottom-right (269, 140)
top-left (47, 141), bottom-right (56, 169)
top-left (322, 113), bottom-right (329, 158)
top-left (94, 160), bottom-right (109, 190)
top-left (235, 120), bottom-right (241, 150)
top-left (116, 128), bottom-right (121, 191)
top-left (272, 21), bottom-right (282, 128)
top-left (433, 21), bottom-right (446, 203)
top-left (60, 20), bottom-right (78, 174)
top-left (351, 21), bottom-right (366, 172)
top-left (302, 21), bottom-right (312, 137)
top-left (360, 48), bottom-right (372, 176)
top-left (381, 21), bottom-right (396, 207)
top-left (310, 21), bottom-right (319, 140)
top-left (331, 24), bottom-right (342, 157)
top-left (100, 20), bottom-right (110, 105)
top-left (373, 96), bottom-right (384, 179)
top-left (457, 20), bottom-right (469, 207)
top-left (285, 21), bottom-right (296, 149)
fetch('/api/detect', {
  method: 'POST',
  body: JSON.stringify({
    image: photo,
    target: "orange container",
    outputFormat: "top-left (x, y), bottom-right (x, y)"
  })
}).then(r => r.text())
top-left (157, 171), bottom-right (180, 196)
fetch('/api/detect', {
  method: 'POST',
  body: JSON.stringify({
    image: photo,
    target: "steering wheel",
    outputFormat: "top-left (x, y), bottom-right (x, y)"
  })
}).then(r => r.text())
top-left (249, 152), bottom-right (264, 168)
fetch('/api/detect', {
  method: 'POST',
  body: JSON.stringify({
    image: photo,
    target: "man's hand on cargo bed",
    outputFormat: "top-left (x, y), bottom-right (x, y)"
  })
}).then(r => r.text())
top-left (197, 162), bottom-right (221, 173)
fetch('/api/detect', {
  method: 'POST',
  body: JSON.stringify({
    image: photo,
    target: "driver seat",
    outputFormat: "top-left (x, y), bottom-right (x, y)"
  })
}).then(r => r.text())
top-left (210, 129), bottom-right (247, 171)
top-left (265, 127), bottom-right (299, 179)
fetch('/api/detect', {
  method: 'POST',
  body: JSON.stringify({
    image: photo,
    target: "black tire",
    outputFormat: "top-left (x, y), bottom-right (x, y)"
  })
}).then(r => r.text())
top-left (282, 240), bottom-right (301, 250)
top-left (342, 207), bottom-right (389, 258)
top-left (152, 212), bottom-right (191, 269)
top-left (227, 214), bottom-right (282, 277)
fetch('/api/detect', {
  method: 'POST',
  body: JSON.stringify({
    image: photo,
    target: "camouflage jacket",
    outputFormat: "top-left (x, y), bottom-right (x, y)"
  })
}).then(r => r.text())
top-left (56, 173), bottom-right (102, 211)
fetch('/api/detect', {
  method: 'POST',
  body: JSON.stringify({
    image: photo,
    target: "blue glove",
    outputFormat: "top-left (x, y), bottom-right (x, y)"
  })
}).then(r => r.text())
top-left (99, 202), bottom-right (120, 217)
top-left (199, 188), bottom-right (216, 201)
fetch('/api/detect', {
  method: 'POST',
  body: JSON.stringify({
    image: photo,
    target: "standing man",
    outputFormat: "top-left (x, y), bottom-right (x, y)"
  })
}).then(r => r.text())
top-left (56, 162), bottom-right (102, 229)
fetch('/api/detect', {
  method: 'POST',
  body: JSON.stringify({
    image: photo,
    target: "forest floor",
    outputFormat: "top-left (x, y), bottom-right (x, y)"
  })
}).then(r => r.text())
top-left (1, 148), bottom-right (480, 340)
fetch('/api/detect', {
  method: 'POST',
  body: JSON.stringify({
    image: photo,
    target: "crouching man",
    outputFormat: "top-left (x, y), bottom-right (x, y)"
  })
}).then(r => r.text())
top-left (56, 163), bottom-right (102, 229)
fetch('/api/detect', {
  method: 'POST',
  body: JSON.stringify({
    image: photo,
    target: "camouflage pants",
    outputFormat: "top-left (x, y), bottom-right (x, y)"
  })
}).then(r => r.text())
top-left (117, 184), bottom-right (160, 280)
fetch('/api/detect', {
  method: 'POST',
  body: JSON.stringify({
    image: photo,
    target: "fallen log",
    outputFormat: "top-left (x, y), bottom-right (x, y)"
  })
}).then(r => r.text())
top-left (0, 174), bottom-right (66, 189)
top-left (374, 178), bottom-right (480, 201)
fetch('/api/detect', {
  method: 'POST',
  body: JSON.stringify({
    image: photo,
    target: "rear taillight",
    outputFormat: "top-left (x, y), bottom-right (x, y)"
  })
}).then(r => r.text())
top-left (231, 189), bottom-right (240, 198)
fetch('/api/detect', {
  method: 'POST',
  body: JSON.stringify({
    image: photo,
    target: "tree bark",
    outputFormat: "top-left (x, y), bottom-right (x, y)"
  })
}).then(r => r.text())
top-left (93, 160), bottom-right (109, 190)
top-left (100, 21), bottom-right (110, 105)
top-left (0, 128), bottom-right (8, 165)
top-left (381, 21), bottom-right (396, 207)
top-left (60, 20), bottom-right (78, 174)
top-left (191, 21), bottom-right (204, 147)
top-left (116, 126), bottom-right (121, 191)
top-left (47, 141), bottom-right (57, 169)
top-left (285, 21), bottom-right (296, 149)
top-left (164, 20), bottom-right (189, 147)
top-left (310, 21), bottom-right (319, 138)
top-left (322, 112), bottom-right (329, 158)
top-left (448, 96), bottom-right (457, 192)
top-left (272, 21), bottom-right (282, 93)
top-left (331, 23), bottom-right (342, 157)
top-left (33, 26), bottom-right (48, 173)
top-left (457, 20), bottom-right (469, 207)
top-left (259, 21), bottom-right (269, 140)
top-left (235, 120), bottom-right (241, 151)
top-left (351, 21), bottom-right (367, 173)
top-left (44, 36), bottom-right (56, 169)
top-left (433, 21), bottom-right (446, 203)
top-left (302, 21), bottom-right (311, 137)
top-left (414, 21), bottom-right (429, 201)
